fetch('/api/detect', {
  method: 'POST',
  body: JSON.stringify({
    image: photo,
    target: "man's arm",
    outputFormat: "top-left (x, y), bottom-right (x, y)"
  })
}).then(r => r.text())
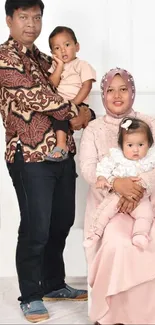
top-left (0, 49), bottom-right (78, 122)
top-left (69, 106), bottom-right (92, 130)
top-left (70, 105), bottom-right (96, 130)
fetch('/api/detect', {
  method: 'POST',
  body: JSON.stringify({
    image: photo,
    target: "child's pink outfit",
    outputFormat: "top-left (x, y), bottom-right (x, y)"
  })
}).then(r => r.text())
top-left (84, 147), bottom-right (155, 249)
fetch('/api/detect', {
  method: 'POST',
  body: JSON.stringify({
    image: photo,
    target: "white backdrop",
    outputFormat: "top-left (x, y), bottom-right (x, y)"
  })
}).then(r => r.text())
top-left (0, 0), bottom-right (155, 277)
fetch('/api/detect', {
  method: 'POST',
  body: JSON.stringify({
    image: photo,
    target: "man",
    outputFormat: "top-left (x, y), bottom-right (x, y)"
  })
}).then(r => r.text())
top-left (0, 0), bottom-right (94, 322)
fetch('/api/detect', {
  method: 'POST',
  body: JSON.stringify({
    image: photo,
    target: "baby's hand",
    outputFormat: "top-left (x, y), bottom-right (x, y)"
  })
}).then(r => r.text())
top-left (52, 54), bottom-right (64, 69)
top-left (96, 176), bottom-right (111, 189)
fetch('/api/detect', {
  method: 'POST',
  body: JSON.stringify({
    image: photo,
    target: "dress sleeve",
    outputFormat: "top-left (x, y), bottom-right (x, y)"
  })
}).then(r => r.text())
top-left (138, 117), bottom-right (155, 194)
top-left (79, 123), bottom-right (98, 185)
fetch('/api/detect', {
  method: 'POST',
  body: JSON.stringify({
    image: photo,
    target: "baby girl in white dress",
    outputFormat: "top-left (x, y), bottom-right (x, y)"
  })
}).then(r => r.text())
top-left (84, 117), bottom-right (155, 249)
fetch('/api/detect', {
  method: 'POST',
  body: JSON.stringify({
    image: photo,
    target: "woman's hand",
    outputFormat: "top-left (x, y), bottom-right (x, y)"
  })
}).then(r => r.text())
top-left (113, 177), bottom-right (144, 202)
top-left (117, 196), bottom-right (138, 214)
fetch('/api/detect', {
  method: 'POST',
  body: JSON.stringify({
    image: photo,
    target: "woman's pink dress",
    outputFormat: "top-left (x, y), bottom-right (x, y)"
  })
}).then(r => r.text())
top-left (79, 111), bottom-right (155, 324)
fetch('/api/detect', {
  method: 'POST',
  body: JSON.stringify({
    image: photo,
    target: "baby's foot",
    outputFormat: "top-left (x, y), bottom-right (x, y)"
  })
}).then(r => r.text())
top-left (83, 234), bottom-right (101, 248)
top-left (132, 234), bottom-right (149, 250)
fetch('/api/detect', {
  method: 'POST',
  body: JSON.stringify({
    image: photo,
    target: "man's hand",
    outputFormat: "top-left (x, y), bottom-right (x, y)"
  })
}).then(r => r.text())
top-left (70, 106), bottom-right (91, 130)
top-left (82, 106), bottom-right (92, 128)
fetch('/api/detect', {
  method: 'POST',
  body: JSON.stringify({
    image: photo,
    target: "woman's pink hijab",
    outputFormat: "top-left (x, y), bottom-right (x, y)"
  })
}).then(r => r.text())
top-left (100, 67), bottom-right (136, 118)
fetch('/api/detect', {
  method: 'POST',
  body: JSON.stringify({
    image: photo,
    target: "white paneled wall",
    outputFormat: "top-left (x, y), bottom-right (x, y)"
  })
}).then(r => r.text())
top-left (132, 1), bottom-right (155, 91)
top-left (0, 0), bottom-right (155, 277)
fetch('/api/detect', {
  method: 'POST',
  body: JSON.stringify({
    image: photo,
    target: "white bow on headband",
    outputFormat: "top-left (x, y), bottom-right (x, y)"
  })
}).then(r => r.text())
top-left (121, 119), bottom-right (132, 130)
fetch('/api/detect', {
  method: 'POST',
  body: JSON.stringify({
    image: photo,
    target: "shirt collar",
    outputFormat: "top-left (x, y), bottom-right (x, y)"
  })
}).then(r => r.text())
top-left (8, 36), bottom-right (40, 58)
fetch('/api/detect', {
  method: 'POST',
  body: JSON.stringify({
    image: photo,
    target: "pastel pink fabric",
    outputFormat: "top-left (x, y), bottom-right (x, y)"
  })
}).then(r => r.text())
top-left (48, 58), bottom-right (96, 104)
top-left (84, 192), bottom-right (153, 250)
top-left (79, 111), bottom-right (155, 324)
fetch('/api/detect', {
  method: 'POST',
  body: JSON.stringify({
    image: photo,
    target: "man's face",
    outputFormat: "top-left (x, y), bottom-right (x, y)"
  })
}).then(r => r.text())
top-left (6, 5), bottom-right (42, 50)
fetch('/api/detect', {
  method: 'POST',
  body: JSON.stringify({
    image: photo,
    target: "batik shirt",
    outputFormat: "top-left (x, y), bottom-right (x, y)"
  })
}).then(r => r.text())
top-left (0, 37), bottom-right (79, 162)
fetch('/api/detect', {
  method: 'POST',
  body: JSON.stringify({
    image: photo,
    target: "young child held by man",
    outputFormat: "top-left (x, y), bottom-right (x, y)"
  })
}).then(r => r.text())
top-left (46, 26), bottom-right (96, 162)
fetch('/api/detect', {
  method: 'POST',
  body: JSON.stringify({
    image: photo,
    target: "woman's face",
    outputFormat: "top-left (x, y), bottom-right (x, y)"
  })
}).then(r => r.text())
top-left (106, 74), bottom-right (130, 116)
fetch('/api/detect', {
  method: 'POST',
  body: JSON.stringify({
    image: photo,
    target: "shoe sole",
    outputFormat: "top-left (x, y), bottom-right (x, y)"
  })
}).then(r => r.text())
top-left (43, 294), bottom-right (88, 302)
top-left (25, 313), bottom-right (49, 323)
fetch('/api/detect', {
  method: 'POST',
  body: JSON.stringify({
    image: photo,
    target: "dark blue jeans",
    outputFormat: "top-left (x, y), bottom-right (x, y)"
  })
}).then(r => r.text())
top-left (7, 147), bottom-right (76, 303)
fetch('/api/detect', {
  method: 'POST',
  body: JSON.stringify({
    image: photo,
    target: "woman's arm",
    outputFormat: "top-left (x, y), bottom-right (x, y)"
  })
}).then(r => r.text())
top-left (139, 169), bottom-right (155, 195)
top-left (136, 113), bottom-right (155, 195)
top-left (79, 123), bottom-right (98, 185)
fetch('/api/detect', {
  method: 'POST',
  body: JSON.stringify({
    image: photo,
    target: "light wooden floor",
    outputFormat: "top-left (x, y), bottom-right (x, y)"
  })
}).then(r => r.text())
top-left (0, 277), bottom-right (92, 324)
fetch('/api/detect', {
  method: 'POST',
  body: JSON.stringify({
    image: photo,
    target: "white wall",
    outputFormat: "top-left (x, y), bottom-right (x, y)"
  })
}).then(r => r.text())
top-left (0, 0), bottom-right (155, 277)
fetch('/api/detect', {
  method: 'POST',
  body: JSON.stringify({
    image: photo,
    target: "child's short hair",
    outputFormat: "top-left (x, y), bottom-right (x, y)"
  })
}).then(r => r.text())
top-left (118, 117), bottom-right (154, 149)
top-left (49, 26), bottom-right (77, 50)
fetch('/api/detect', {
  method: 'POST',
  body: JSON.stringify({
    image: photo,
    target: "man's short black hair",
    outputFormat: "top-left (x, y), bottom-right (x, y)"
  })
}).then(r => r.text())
top-left (49, 26), bottom-right (77, 50)
top-left (5, 0), bottom-right (44, 17)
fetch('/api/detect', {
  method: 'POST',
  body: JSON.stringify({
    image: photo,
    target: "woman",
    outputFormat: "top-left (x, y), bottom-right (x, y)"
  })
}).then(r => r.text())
top-left (79, 68), bottom-right (155, 324)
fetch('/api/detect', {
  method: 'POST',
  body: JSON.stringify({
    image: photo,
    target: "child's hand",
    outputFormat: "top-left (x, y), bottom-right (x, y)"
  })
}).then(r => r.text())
top-left (52, 55), bottom-right (64, 69)
top-left (96, 176), bottom-right (111, 189)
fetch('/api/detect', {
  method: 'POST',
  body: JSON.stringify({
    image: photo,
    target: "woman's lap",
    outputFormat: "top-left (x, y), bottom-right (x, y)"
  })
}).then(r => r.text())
top-left (87, 213), bottom-right (155, 324)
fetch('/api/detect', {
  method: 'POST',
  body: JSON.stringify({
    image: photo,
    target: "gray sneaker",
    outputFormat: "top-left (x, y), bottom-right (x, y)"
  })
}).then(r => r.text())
top-left (20, 300), bottom-right (49, 323)
top-left (43, 284), bottom-right (87, 301)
